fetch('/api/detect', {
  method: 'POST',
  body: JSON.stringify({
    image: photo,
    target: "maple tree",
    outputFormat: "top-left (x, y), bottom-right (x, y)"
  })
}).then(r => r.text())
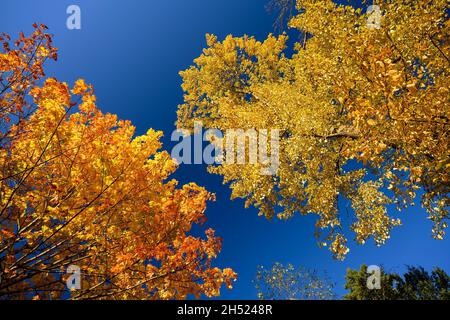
top-left (177, 0), bottom-right (450, 259)
top-left (0, 26), bottom-right (236, 299)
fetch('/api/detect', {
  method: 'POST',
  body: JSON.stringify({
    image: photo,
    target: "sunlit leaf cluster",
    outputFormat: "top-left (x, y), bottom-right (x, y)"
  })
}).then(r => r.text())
top-left (177, 0), bottom-right (449, 259)
top-left (0, 27), bottom-right (236, 300)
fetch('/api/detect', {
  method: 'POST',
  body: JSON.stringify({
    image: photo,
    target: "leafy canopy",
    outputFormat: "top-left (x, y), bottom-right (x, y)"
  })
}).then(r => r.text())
top-left (344, 265), bottom-right (450, 300)
top-left (177, 0), bottom-right (450, 259)
top-left (255, 263), bottom-right (336, 300)
top-left (0, 26), bottom-right (236, 300)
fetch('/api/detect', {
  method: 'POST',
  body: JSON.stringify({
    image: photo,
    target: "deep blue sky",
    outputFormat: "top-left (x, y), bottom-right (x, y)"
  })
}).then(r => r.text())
top-left (1, 0), bottom-right (449, 299)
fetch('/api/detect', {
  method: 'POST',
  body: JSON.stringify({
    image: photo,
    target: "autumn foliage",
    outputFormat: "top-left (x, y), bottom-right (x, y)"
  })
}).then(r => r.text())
top-left (177, 0), bottom-right (449, 259)
top-left (0, 26), bottom-right (235, 299)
